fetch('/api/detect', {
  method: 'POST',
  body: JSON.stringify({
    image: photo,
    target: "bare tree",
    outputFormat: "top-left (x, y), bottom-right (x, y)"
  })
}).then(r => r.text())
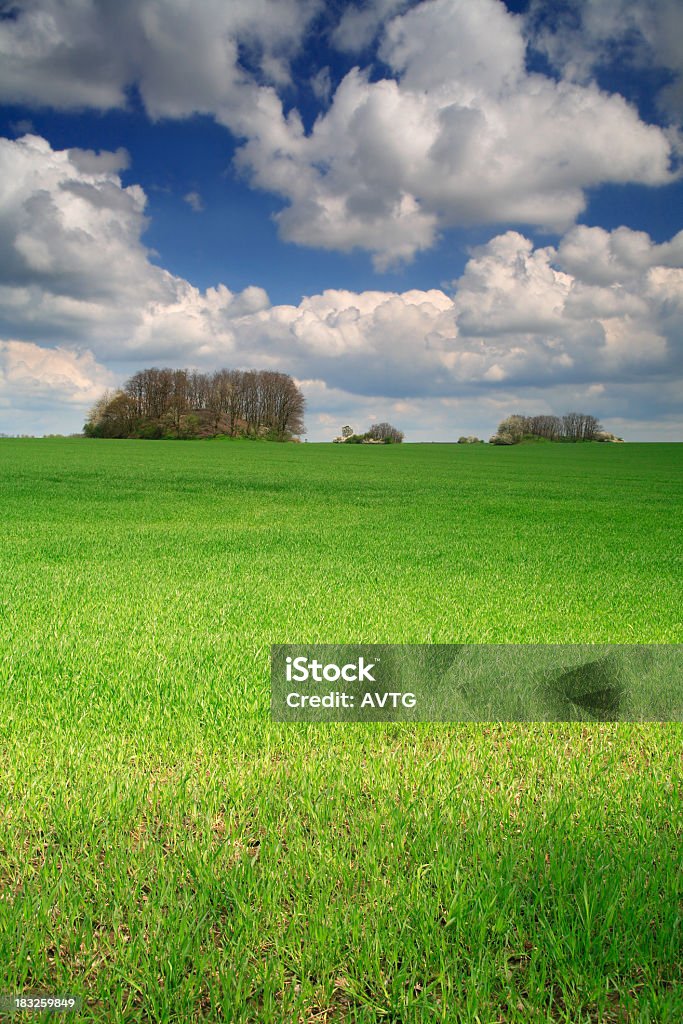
top-left (527, 414), bottom-right (562, 440)
top-left (581, 414), bottom-right (602, 440)
top-left (367, 422), bottom-right (405, 443)
top-left (561, 412), bottom-right (602, 441)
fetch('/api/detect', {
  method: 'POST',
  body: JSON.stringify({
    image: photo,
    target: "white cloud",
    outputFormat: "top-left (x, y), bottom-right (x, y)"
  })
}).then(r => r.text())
top-left (452, 232), bottom-right (573, 336)
top-left (0, 0), bottom-right (321, 115)
top-left (330, 0), bottom-right (410, 54)
top-left (0, 135), bottom-right (267, 348)
top-left (448, 229), bottom-right (682, 382)
top-left (178, 224), bottom-right (680, 427)
top-left (236, 0), bottom-right (676, 267)
top-left (556, 224), bottom-right (683, 284)
top-left (0, 339), bottom-right (115, 436)
top-left (380, 0), bottom-right (525, 93)
top-left (0, 338), bottom-right (112, 400)
top-left (0, 135), bottom-right (680, 439)
top-left (183, 190), bottom-right (204, 212)
top-left (0, 134), bottom-right (156, 304)
top-left (0, 0), bottom-right (678, 268)
top-left (527, 0), bottom-right (683, 122)
top-left (68, 146), bottom-right (130, 175)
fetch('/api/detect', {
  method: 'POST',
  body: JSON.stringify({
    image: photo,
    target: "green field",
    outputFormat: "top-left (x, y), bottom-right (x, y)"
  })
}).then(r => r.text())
top-left (1, 439), bottom-right (681, 1022)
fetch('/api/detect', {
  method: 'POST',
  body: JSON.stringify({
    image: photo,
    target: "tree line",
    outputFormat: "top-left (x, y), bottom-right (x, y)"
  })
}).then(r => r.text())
top-left (490, 412), bottom-right (610, 445)
top-left (85, 367), bottom-right (305, 440)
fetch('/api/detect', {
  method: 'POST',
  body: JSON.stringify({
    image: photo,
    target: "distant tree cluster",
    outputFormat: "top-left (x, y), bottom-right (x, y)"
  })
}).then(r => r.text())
top-left (490, 412), bottom-right (608, 445)
top-left (85, 367), bottom-right (305, 441)
top-left (334, 422), bottom-right (404, 444)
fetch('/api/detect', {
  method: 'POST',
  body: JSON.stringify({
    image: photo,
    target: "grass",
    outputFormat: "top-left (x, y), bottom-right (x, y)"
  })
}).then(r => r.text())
top-left (0, 438), bottom-right (681, 1022)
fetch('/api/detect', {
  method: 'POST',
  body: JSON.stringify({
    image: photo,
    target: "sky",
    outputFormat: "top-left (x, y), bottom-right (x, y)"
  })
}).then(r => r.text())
top-left (0, 0), bottom-right (682, 441)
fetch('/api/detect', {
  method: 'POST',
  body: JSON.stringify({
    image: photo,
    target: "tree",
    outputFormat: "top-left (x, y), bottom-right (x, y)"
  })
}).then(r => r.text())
top-left (84, 366), bottom-right (305, 440)
top-left (581, 414), bottom-right (602, 441)
top-left (367, 422), bottom-right (405, 444)
top-left (528, 414), bottom-right (562, 440)
top-left (168, 369), bottom-right (189, 433)
top-left (490, 414), bottom-right (526, 445)
top-left (489, 430), bottom-right (516, 445)
top-left (341, 425), bottom-right (354, 439)
top-left (562, 412), bottom-right (602, 441)
top-left (84, 389), bottom-right (137, 438)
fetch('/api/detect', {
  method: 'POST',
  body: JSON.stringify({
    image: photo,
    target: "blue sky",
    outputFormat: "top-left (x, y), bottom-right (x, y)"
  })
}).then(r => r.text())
top-left (0, 0), bottom-right (681, 440)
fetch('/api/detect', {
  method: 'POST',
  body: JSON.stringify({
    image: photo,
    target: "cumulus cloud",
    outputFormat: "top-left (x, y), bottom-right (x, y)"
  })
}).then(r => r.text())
top-left (527, 0), bottom-right (683, 122)
top-left (0, 0), bottom-right (678, 268)
top-left (68, 146), bottom-right (130, 175)
top-left (556, 224), bottom-right (683, 285)
top-left (0, 339), bottom-right (113, 402)
top-left (449, 229), bottom-right (682, 382)
top-left (237, 0), bottom-right (676, 267)
top-left (0, 134), bottom-right (681, 439)
top-left (0, 0), bottom-right (320, 115)
top-left (0, 338), bottom-right (115, 435)
top-left (0, 135), bottom-right (155, 305)
top-left (330, 0), bottom-right (410, 54)
top-left (0, 135), bottom-right (267, 348)
top-left (254, 225), bottom-right (679, 399)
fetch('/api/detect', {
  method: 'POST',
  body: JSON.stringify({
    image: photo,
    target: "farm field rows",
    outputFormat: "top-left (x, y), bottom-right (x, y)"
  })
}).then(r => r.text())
top-left (1, 439), bottom-right (681, 1022)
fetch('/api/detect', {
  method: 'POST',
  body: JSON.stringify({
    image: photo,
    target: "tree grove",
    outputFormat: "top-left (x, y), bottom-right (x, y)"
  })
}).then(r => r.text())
top-left (85, 367), bottom-right (305, 441)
